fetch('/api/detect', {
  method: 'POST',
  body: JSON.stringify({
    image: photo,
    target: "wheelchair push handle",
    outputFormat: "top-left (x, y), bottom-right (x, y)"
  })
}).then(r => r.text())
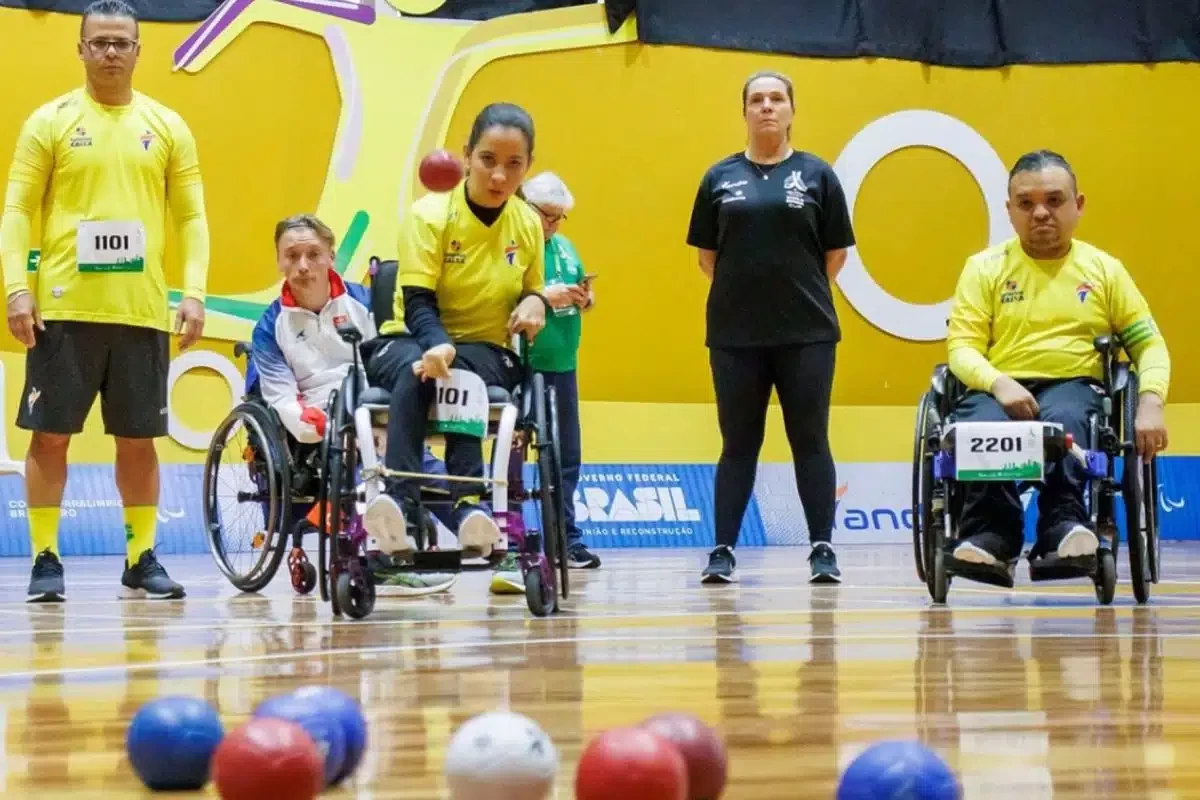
top-left (336, 322), bottom-right (364, 345)
top-left (233, 341), bottom-right (251, 359)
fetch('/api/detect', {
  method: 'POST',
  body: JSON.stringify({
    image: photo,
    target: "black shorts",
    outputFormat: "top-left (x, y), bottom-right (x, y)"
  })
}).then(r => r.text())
top-left (16, 321), bottom-right (169, 438)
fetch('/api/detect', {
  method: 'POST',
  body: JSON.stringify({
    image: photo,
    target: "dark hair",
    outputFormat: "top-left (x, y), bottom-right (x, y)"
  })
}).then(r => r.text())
top-left (466, 102), bottom-right (535, 158)
top-left (742, 70), bottom-right (795, 111)
top-left (1009, 149), bottom-right (1078, 194)
top-left (81, 0), bottom-right (139, 36)
top-left (274, 214), bottom-right (336, 250)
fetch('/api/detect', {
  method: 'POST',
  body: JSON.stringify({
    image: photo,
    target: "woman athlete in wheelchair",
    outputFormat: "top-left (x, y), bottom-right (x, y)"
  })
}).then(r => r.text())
top-left (357, 101), bottom-right (570, 615)
top-left (912, 151), bottom-right (1170, 606)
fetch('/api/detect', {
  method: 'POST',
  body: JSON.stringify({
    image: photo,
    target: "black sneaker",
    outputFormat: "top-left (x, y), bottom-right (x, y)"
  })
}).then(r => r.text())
top-left (566, 543), bottom-right (601, 569)
top-left (120, 550), bottom-right (186, 600)
top-left (809, 542), bottom-right (842, 584)
top-left (27, 549), bottom-right (65, 603)
top-left (701, 545), bottom-right (736, 584)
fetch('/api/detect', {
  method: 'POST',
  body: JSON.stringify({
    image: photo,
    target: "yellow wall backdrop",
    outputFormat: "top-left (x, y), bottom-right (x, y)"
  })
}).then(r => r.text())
top-left (1, 4), bottom-right (1197, 467)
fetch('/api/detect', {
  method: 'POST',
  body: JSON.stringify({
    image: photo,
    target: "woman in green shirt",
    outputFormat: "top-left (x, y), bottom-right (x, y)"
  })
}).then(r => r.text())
top-left (523, 172), bottom-right (600, 569)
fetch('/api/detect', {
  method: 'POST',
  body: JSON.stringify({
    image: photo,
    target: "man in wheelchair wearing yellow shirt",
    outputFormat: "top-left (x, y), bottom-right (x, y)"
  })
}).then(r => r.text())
top-left (946, 149), bottom-right (1170, 573)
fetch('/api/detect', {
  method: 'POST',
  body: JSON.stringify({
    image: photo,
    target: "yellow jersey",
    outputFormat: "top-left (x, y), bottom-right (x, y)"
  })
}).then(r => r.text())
top-left (947, 237), bottom-right (1170, 399)
top-left (386, 182), bottom-right (545, 349)
top-left (0, 88), bottom-right (209, 331)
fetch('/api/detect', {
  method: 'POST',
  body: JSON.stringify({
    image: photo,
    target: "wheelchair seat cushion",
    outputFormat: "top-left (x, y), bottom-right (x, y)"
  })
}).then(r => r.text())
top-left (359, 385), bottom-right (512, 407)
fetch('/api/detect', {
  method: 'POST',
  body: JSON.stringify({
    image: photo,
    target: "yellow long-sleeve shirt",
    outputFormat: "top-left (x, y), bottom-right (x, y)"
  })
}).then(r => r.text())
top-left (0, 88), bottom-right (209, 331)
top-left (947, 237), bottom-right (1170, 400)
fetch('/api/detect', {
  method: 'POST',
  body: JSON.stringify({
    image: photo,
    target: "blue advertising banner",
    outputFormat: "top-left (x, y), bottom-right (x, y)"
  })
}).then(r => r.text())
top-left (0, 457), bottom-right (1194, 557)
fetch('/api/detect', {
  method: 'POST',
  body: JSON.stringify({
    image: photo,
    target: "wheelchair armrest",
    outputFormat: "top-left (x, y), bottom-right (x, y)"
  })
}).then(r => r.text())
top-left (233, 341), bottom-right (252, 359)
top-left (1093, 335), bottom-right (1114, 356)
top-left (930, 363), bottom-right (966, 409)
top-left (1110, 362), bottom-right (1131, 395)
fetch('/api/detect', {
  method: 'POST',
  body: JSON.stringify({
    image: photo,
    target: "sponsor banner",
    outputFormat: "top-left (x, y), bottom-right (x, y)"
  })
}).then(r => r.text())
top-left (0, 458), bottom-right (1194, 557)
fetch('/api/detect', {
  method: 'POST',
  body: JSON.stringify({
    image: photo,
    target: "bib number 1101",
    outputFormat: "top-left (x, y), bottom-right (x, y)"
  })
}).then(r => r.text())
top-left (436, 386), bottom-right (470, 407)
top-left (94, 234), bottom-right (131, 252)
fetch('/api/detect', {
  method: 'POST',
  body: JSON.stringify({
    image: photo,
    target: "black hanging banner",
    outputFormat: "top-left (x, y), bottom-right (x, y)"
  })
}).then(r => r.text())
top-left (605, 0), bottom-right (1200, 67)
top-left (1, 0), bottom-right (596, 23)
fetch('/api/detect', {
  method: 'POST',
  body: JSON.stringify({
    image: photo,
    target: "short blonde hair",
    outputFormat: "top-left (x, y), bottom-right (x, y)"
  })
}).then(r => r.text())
top-left (521, 171), bottom-right (575, 212)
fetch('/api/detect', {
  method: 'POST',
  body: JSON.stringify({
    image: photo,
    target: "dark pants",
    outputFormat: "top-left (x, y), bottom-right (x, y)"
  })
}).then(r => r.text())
top-left (539, 370), bottom-right (583, 546)
top-left (709, 342), bottom-right (837, 549)
top-left (366, 336), bottom-right (522, 505)
top-left (954, 378), bottom-right (1105, 558)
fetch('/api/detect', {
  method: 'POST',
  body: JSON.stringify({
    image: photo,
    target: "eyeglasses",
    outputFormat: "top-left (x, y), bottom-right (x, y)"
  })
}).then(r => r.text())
top-left (83, 38), bottom-right (137, 55)
top-left (532, 204), bottom-right (567, 224)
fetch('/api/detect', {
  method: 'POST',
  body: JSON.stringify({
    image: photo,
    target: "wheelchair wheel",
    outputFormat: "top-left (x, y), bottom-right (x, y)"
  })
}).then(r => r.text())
top-left (1147, 457), bottom-right (1161, 583)
top-left (532, 373), bottom-right (566, 607)
top-left (1095, 549), bottom-right (1116, 605)
top-left (203, 403), bottom-right (290, 593)
top-left (524, 569), bottom-right (553, 618)
top-left (545, 381), bottom-right (570, 600)
top-left (320, 388), bottom-right (361, 615)
top-left (335, 569), bottom-right (375, 620)
top-left (930, 538), bottom-right (949, 604)
top-left (911, 390), bottom-right (937, 584)
top-left (1122, 381), bottom-right (1152, 604)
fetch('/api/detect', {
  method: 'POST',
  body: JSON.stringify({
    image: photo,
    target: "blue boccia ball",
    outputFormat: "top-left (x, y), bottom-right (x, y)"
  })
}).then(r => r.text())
top-left (126, 696), bottom-right (224, 791)
top-left (837, 740), bottom-right (962, 800)
top-left (254, 692), bottom-right (348, 787)
top-left (291, 685), bottom-right (367, 785)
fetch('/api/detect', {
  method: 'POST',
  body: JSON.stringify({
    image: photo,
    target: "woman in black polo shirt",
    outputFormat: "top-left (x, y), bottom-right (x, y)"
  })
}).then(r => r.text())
top-left (687, 69), bottom-right (856, 585)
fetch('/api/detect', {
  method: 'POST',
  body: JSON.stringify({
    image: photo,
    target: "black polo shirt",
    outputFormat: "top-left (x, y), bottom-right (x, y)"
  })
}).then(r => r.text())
top-left (687, 151), bottom-right (856, 349)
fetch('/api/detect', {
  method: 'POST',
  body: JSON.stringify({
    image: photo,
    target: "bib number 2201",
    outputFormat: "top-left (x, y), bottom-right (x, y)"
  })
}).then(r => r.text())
top-left (953, 421), bottom-right (1044, 482)
top-left (968, 435), bottom-right (1023, 454)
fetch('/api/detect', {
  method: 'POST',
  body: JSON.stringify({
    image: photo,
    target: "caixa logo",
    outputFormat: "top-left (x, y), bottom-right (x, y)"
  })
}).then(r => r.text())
top-left (832, 483), bottom-right (914, 531)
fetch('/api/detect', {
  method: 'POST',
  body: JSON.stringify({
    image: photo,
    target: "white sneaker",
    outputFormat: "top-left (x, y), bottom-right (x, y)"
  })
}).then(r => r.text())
top-left (1057, 525), bottom-right (1099, 558)
top-left (456, 509), bottom-right (499, 559)
top-left (952, 541), bottom-right (999, 566)
top-left (363, 495), bottom-right (416, 557)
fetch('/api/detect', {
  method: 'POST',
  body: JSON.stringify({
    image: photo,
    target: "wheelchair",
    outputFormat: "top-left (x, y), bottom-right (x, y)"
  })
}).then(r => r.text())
top-left (912, 335), bottom-right (1161, 606)
top-left (201, 258), bottom-right (570, 619)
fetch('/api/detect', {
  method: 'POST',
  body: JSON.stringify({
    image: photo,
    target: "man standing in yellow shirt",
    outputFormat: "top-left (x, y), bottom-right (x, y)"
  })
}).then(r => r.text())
top-left (1, 0), bottom-right (209, 602)
top-left (946, 150), bottom-right (1169, 574)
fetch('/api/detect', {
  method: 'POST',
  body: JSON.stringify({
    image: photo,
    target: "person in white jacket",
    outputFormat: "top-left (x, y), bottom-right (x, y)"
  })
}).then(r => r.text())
top-left (249, 214), bottom-right (454, 595)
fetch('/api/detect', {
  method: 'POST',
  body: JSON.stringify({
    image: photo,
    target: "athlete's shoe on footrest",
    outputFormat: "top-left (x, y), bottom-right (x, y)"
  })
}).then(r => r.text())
top-left (120, 550), bottom-right (186, 600)
top-left (27, 549), bottom-right (65, 603)
top-left (1028, 552), bottom-right (1098, 582)
top-left (943, 554), bottom-right (1016, 589)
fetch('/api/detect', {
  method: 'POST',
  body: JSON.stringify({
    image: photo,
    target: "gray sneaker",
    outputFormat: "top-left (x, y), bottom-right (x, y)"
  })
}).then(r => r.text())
top-left (376, 571), bottom-right (457, 597)
top-left (27, 549), bottom-right (65, 603)
top-left (120, 550), bottom-right (186, 600)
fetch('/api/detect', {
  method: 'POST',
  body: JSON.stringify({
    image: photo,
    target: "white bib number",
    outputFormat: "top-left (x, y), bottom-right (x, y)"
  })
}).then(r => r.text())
top-left (76, 220), bottom-right (146, 273)
top-left (952, 421), bottom-right (1044, 481)
top-left (427, 369), bottom-right (488, 438)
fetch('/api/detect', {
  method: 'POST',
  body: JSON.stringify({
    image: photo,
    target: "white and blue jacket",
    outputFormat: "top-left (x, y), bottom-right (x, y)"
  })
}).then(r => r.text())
top-left (251, 270), bottom-right (376, 443)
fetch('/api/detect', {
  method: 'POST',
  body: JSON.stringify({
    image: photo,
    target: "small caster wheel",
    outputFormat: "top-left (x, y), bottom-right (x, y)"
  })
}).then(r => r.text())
top-left (292, 561), bottom-right (317, 595)
top-left (335, 570), bottom-right (376, 619)
top-left (1095, 549), bottom-right (1116, 605)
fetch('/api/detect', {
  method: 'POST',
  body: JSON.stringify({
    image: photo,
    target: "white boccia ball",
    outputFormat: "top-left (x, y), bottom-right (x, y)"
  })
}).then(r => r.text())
top-left (444, 710), bottom-right (558, 800)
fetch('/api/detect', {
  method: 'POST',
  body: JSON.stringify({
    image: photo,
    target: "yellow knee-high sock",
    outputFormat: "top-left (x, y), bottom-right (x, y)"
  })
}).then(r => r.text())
top-left (28, 506), bottom-right (60, 562)
top-left (124, 506), bottom-right (158, 564)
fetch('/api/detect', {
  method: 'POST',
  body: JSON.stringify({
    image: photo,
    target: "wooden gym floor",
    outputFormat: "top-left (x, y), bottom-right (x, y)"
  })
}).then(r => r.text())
top-left (0, 544), bottom-right (1197, 799)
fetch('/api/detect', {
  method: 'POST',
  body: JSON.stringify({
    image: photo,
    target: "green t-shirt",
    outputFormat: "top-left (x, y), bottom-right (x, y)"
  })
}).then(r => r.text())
top-left (529, 234), bottom-right (585, 373)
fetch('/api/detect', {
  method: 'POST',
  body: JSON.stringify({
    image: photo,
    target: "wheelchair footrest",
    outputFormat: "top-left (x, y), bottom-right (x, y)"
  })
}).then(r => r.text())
top-left (943, 554), bottom-right (1015, 589)
top-left (408, 549), bottom-right (463, 572)
top-left (1028, 553), bottom-right (1096, 581)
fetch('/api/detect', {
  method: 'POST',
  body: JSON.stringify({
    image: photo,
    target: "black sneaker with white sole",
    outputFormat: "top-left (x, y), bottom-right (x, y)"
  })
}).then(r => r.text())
top-left (27, 549), bottom-right (65, 603)
top-left (809, 542), bottom-right (842, 584)
top-left (701, 545), bottom-right (736, 584)
top-left (120, 550), bottom-right (185, 600)
top-left (567, 543), bottom-right (601, 569)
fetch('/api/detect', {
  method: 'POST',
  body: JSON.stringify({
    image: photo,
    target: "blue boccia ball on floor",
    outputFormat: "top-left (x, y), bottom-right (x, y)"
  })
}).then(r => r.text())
top-left (838, 740), bottom-right (962, 800)
top-left (291, 685), bottom-right (367, 785)
top-left (127, 696), bottom-right (224, 791)
top-left (254, 691), bottom-right (348, 787)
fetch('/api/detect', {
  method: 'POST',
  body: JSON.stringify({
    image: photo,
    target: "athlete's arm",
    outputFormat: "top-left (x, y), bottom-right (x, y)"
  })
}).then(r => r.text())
top-left (251, 314), bottom-right (322, 444)
top-left (687, 170), bottom-right (717, 281)
top-left (403, 286), bottom-right (452, 350)
top-left (166, 119), bottom-right (209, 303)
top-left (819, 167), bottom-right (855, 281)
top-left (1107, 259), bottom-right (1169, 455)
top-left (697, 249), bottom-right (716, 280)
top-left (1, 112), bottom-right (52, 300)
top-left (398, 206), bottom-right (452, 352)
top-left (824, 248), bottom-right (848, 280)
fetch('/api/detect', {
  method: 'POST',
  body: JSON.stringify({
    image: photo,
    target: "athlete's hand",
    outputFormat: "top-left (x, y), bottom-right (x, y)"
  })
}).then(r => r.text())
top-left (544, 284), bottom-right (587, 310)
top-left (299, 405), bottom-right (327, 437)
top-left (508, 295), bottom-right (547, 340)
top-left (413, 343), bottom-right (456, 381)
top-left (990, 375), bottom-right (1039, 420)
top-left (1134, 392), bottom-right (1168, 459)
top-left (175, 297), bottom-right (205, 350)
top-left (6, 290), bottom-right (43, 349)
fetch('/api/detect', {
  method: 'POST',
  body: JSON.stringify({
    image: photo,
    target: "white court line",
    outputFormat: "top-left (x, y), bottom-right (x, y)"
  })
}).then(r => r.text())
top-left (2, 600), bottom-right (1197, 639)
top-left (0, 629), bottom-right (1193, 682)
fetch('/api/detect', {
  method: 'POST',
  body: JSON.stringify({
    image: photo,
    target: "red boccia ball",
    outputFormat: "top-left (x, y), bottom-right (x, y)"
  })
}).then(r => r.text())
top-left (641, 712), bottom-right (728, 799)
top-left (211, 717), bottom-right (324, 800)
top-left (419, 149), bottom-right (464, 192)
top-left (576, 727), bottom-right (688, 800)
